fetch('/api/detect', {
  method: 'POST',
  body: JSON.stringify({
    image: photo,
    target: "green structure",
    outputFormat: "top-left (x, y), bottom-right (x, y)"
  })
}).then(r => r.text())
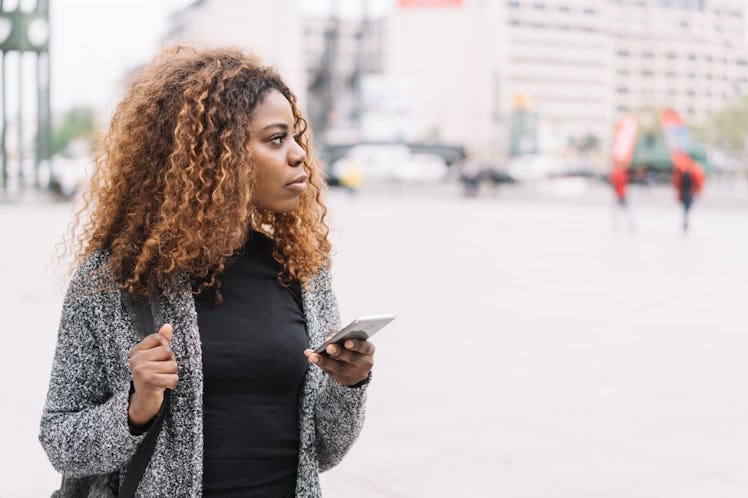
top-left (0, 0), bottom-right (51, 191)
top-left (508, 108), bottom-right (538, 157)
top-left (631, 135), bottom-right (708, 173)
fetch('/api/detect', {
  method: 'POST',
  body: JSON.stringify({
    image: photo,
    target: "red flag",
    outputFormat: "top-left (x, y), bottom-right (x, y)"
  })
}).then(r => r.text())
top-left (611, 115), bottom-right (638, 170)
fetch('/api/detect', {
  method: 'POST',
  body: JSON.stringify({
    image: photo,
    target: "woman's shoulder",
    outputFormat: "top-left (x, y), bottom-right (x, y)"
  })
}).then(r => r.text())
top-left (302, 268), bottom-right (338, 314)
top-left (304, 267), bottom-right (333, 295)
top-left (68, 249), bottom-right (115, 296)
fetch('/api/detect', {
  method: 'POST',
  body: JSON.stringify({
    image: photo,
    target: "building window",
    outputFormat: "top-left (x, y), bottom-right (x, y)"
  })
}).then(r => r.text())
top-left (616, 87), bottom-right (629, 94)
top-left (617, 50), bottom-right (630, 57)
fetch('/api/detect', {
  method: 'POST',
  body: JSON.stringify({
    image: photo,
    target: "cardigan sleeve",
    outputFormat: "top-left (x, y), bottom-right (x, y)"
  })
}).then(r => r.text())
top-left (314, 374), bottom-right (368, 472)
top-left (308, 271), bottom-right (369, 472)
top-left (39, 268), bottom-right (143, 477)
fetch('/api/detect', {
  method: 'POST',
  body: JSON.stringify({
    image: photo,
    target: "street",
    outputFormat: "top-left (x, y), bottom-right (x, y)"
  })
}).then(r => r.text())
top-left (1, 180), bottom-right (747, 497)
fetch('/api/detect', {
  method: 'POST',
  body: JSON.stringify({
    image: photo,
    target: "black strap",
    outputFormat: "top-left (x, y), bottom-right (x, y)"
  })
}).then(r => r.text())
top-left (119, 291), bottom-right (170, 498)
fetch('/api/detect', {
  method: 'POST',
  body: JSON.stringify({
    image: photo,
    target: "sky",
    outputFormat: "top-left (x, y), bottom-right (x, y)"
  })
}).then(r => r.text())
top-left (47, 0), bottom-right (395, 113)
top-left (49, 0), bottom-right (188, 112)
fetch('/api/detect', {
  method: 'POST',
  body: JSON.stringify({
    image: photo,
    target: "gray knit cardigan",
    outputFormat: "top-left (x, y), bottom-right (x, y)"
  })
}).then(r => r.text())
top-left (39, 250), bottom-right (368, 497)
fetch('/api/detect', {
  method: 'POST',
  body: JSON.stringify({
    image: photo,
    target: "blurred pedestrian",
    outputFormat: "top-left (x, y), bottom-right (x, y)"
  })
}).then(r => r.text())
top-left (609, 164), bottom-right (635, 233)
top-left (671, 152), bottom-right (705, 232)
top-left (40, 46), bottom-right (373, 497)
top-left (459, 158), bottom-right (482, 197)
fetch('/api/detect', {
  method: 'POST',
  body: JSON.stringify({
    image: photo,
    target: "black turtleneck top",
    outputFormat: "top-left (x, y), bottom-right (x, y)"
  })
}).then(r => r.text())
top-left (195, 233), bottom-right (309, 497)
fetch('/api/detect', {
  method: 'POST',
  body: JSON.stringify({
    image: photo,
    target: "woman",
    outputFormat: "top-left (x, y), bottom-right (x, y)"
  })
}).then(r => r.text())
top-left (40, 46), bottom-right (374, 497)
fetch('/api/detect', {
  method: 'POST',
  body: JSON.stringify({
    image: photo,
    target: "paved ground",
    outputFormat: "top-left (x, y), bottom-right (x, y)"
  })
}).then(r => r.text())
top-left (1, 179), bottom-right (747, 497)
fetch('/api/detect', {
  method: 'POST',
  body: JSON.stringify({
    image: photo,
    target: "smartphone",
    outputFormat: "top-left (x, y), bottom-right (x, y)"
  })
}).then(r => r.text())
top-left (313, 314), bottom-right (396, 354)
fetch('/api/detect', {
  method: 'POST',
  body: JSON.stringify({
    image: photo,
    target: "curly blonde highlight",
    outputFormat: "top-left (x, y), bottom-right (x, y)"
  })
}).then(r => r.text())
top-left (68, 46), bottom-right (331, 297)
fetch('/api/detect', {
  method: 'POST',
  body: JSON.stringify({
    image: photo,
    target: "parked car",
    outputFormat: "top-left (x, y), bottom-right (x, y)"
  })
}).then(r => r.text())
top-left (50, 155), bottom-right (92, 198)
top-left (395, 153), bottom-right (449, 183)
top-left (329, 144), bottom-right (449, 186)
top-left (506, 154), bottom-right (569, 182)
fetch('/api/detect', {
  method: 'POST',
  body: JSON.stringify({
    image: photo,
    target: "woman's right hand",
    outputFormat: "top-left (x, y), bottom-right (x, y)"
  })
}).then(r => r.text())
top-left (127, 324), bottom-right (178, 427)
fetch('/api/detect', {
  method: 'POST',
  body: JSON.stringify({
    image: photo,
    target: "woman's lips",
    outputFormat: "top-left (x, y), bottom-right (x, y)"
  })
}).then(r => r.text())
top-left (285, 177), bottom-right (308, 192)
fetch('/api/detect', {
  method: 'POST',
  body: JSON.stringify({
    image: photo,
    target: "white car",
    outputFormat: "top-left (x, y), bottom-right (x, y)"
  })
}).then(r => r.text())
top-left (506, 154), bottom-right (569, 182)
top-left (331, 144), bottom-right (448, 185)
top-left (50, 155), bottom-right (93, 198)
top-left (396, 153), bottom-right (449, 183)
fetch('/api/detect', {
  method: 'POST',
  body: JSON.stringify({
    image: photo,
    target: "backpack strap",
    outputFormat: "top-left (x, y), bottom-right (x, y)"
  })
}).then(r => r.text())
top-left (119, 291), bottom-right (171, 498)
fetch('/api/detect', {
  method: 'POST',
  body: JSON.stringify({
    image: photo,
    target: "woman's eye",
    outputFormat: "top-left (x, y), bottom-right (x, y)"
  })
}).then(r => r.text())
top-left (270, 134), bottom-right (286, 145)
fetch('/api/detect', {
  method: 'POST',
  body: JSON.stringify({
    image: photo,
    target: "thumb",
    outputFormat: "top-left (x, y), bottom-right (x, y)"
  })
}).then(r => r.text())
top-left (158, 323), bottom-right (173, 342)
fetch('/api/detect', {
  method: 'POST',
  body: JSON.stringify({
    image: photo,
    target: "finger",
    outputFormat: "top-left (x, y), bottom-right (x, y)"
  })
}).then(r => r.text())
top-left (343, 339), bottom-right (375, 355)
top-left (129, 353), bottom-right (177, 373)
top-left (308, 353), bottom-right (344, 374)
top-left (150, 360), bottom-right (178, 375)
top-left (131, 359), bottom-right (179, 376)
top-left (129, 333), bottom-right (169, 355)
top-left (133, 345), bottom-right (175, 362)
top-left (325, 344), bottom-right (363, 365)
top-left (153, 373), bottom-right (179, 390)
top-left (158, 323), bottom-right (174, 342)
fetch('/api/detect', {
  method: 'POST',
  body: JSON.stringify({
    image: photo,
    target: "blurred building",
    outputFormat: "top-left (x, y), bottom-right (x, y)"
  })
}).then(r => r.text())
top-left (386, 2), bottom-right (502, 154)
top-left (500, 0), bottom-right (613, 156)
top-left (387, 0), bottom-right (615, 158)
top-left (609, 0), bottom-right (748, 122)
top-left (304, 16), bottom-right (385, 141)
top-left (162, 0), bottom-right (747, 162)
top-left (386, 0), bottom-right (747, 160)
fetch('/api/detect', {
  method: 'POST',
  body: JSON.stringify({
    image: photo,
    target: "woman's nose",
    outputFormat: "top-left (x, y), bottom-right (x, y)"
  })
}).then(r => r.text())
top-left (289, 140), bottom-right (307, 167)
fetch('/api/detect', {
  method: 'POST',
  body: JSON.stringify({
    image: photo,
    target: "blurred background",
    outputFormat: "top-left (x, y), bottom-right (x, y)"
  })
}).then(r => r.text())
top-left (1, 0), bottom-right (747, 497)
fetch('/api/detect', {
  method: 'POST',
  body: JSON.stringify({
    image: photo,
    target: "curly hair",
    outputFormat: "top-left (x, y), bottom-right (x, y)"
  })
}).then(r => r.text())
top-left (68, 45), bottom-right (331, 298)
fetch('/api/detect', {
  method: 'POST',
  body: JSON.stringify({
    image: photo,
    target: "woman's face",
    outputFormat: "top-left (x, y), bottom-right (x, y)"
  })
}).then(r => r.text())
top-left (248, 88), bottom-right (308, 213)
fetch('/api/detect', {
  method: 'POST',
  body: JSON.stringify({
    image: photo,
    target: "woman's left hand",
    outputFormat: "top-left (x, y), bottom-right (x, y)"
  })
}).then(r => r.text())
top-left (304, 339), bottom-right (374, 386)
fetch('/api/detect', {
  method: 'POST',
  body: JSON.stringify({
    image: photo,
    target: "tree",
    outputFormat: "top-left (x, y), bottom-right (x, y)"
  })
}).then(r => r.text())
top-left (692, 96), bottom-right (748, 152)
top-left (52, 107), bottom-right (96, 156)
